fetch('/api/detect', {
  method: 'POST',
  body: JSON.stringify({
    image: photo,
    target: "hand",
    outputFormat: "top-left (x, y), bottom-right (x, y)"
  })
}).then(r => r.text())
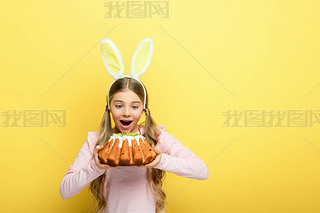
top-left (93, 145), bottom-right (116, 170)
top-left (140, 148), bottom-right (162, 168)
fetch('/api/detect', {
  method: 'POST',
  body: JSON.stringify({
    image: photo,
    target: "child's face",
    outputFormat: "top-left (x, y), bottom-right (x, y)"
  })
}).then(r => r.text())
top-left (110, 90), bottom-right (144, 133)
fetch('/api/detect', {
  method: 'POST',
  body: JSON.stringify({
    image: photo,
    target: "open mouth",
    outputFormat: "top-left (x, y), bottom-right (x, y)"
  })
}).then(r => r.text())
top-left (120, 120), bottom-right (133, 126)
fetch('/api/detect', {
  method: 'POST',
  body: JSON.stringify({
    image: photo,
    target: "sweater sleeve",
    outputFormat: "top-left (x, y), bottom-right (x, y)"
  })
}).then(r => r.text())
top-left (59, 132), bottom-right (106, 199)
top-left (153, 125), bottom-right (209, 180)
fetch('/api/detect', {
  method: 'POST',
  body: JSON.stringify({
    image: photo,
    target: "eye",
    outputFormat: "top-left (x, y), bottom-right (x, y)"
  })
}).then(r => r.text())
top-left (133, 106), bottom-right (138, 109)
top-left (116, 105), bottom-right (122, 108)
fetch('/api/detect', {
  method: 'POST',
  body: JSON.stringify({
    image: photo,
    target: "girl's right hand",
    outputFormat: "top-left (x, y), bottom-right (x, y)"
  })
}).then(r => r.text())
top-left (93, 145), bottom-right (116, 170)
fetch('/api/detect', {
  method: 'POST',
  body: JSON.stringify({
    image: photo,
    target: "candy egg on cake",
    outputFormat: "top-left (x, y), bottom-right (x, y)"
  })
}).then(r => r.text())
top-left (98, 133), bottom-right (157, 166)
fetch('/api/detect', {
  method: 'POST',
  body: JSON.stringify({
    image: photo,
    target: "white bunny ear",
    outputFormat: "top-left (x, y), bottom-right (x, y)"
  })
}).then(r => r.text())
top-left (101, 38), bottom-right (124, 80)
top-left (130, 38), bottom-right (153, 79)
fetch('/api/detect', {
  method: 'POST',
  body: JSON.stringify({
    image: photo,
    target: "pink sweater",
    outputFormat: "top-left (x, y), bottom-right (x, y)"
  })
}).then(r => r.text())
top-left (60, 125), bottom-right (209, 213)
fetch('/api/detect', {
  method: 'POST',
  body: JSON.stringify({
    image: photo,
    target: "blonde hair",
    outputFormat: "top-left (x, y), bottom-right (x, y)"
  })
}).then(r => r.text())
top-left (88, 77), bottom-right (167, 213)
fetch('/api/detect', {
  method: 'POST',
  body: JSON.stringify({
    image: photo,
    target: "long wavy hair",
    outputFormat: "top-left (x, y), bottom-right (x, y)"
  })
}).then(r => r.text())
top-left (87, 77), bottom-right (167, 213)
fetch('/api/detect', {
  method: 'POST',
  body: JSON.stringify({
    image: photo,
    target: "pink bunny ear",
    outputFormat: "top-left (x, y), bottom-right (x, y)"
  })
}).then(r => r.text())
top-left (130, 38), bottom-right (153, 80)
top-left (101, 38), bottom-right (125, 80)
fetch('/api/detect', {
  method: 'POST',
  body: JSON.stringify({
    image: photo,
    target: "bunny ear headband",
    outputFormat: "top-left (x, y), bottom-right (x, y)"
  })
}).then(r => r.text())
top-left (101, 38), bottom-right (153, 111)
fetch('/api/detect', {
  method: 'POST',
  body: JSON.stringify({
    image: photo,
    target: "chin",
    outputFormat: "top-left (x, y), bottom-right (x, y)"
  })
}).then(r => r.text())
top-left (116, 124), bottom-right (133, 133)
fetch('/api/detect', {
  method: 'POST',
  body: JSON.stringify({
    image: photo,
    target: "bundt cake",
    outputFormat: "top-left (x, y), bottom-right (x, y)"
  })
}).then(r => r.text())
top-left (98, 132), bottom-right (157, 166)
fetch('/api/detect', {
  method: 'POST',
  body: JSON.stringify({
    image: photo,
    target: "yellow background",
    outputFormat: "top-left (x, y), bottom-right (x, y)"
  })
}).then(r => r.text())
top-left (1, 0), bottom-right (320, 212)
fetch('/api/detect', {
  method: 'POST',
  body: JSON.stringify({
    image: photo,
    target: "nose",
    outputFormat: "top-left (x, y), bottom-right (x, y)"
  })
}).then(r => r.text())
top-left (123, 106), bottom-right (130, 117)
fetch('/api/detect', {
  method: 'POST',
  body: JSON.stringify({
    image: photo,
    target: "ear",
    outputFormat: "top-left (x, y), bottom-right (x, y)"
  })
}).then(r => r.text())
top-left (101, 38), bottom-right (125, 80)
top-left (130, 38), bottom-right (153, 79)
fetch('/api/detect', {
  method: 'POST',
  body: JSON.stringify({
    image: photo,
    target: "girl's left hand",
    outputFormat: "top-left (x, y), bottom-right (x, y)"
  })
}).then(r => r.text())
top-left (140, 148), bottom-right (162, 168)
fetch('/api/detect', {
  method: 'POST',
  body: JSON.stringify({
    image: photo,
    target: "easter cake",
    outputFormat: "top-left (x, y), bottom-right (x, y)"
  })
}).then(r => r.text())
top-left (98, 132), bottom-right (156, 166)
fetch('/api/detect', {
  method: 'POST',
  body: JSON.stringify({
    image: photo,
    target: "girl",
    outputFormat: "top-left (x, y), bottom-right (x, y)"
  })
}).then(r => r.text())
top-left (59, 38), bottom-right (209, 213)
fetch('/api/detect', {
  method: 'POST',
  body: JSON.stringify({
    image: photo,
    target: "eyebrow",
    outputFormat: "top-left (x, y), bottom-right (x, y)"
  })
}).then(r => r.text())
top-left (113, 100), bottom-right (141, 104)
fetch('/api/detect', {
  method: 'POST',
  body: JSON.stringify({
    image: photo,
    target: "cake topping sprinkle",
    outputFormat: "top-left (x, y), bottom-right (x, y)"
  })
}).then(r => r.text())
top-left (113, 132), bottom-right (141, 137)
